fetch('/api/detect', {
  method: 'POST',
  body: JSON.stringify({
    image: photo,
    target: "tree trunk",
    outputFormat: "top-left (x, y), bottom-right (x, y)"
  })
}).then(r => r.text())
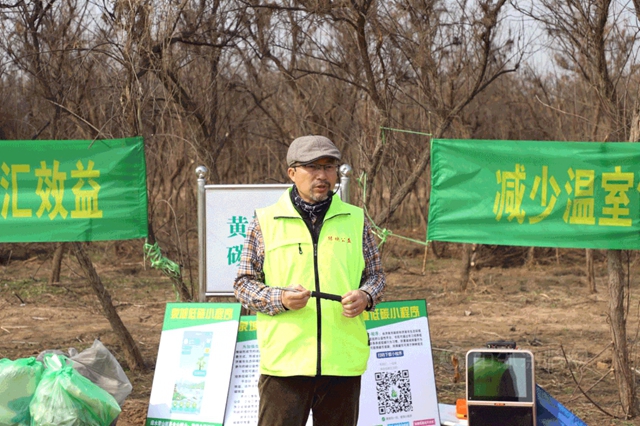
top-left (525, 246), bottom-right (535, 268)
top-left (429, 241), bottom-right (445, 259)
top-left (49, 243), bottom-right (66, 284)
top-left (606, 250), bottom-right (638, 417)
top-left (458, 244), bottom-right (472, 291)
top-left (72, 242), bottom-right (146, 371)
top-left (586, 249), bottom-right (596, 294)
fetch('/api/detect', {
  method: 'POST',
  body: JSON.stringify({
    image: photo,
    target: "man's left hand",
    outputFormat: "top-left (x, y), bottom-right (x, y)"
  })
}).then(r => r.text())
top-left (341, 290), bottom-right (368, 318)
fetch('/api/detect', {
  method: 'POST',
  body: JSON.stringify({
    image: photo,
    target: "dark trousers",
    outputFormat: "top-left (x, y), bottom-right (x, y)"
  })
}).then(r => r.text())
top-left (257, 374), bottom-right (361, 426)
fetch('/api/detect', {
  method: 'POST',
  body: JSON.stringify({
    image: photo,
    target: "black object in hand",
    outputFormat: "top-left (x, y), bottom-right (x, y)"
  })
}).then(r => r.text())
top-left (311, 291), bottom-right (342, 302)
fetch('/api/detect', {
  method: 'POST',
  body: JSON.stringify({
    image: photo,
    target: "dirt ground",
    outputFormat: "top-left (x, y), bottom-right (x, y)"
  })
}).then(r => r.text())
top-left (1, 239), bottom-right (639, 426)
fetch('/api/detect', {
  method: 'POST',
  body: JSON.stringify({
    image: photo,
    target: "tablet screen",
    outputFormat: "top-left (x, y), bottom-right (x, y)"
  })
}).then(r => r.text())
top-left (466, 350), bottom-right (534, 403)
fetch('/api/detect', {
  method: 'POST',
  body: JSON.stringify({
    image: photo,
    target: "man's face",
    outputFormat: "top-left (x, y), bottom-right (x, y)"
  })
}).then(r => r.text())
top-left (288, 157), bottom-right (339, 204)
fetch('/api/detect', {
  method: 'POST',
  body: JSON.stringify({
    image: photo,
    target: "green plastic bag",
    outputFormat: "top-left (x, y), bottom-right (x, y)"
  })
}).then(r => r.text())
top-left (29, 354), bottom-right (121, 426)
top-left (0, 357), bottom-right (44, 426)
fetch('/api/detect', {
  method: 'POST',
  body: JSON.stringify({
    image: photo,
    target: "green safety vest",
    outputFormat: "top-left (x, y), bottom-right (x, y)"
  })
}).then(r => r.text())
top-left (255, 190), bottom-right (368, 377)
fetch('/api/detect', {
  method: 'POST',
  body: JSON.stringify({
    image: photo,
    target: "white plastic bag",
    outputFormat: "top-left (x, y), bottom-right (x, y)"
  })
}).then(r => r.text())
top-left (68, 340), bottom-right (132, 406)
top-left (37, 340), bottom-right (132, 407)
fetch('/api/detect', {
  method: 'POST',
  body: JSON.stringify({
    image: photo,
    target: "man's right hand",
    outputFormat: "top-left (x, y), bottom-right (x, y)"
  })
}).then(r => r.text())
top-left (282, 285), bottom-right (311, 310)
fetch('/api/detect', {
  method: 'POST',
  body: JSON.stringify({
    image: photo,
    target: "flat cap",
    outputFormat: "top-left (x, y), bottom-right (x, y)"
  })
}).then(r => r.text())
top-left (287, 135), bottom-right (341, 167)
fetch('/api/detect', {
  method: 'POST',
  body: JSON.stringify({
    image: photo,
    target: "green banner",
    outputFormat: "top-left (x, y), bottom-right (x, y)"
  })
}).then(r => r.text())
top-left (428, 139), bottom-right (640, 250)
top-left (0, 136), bottom-right (147, 242)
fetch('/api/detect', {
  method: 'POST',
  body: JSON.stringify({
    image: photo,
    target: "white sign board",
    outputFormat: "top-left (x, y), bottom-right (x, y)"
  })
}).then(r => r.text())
top-left (202, 183), bottom-right (344, 296)
top-left (223, 300), bottom-right (441, 426)
top-left (204, 184), bottom-right (290, 296)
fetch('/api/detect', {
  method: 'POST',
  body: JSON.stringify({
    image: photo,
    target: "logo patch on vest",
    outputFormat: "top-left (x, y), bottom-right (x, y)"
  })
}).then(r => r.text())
top-left (327, 235), bottom-right (352, 243)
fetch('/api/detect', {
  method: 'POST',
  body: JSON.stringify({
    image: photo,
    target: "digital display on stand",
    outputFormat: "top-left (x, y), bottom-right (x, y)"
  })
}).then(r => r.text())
top-left (466, 349), bottom-right (535, 426)
top-left (466, 350), bottom-right (533, 402)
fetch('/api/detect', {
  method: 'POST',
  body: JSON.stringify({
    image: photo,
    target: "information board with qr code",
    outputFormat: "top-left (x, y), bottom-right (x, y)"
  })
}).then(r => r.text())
top-left (359, 299), bottom-right (440, 426)
top-left (223, 300), bottom-right (440, 426)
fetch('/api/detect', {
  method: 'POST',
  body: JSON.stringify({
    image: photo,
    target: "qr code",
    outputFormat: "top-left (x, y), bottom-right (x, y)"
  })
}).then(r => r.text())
top-left (375, 370), bottom-right (413, 415)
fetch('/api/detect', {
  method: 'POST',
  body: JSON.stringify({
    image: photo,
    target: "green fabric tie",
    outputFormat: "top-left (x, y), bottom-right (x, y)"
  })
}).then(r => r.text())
top-left (357, 170), bottom-right (429, 248)
top-left (143, 241), bottom-right (181, 279)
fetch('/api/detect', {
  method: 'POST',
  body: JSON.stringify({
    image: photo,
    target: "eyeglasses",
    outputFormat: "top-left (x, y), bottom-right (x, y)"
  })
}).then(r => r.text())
top-left (295, 163), bottom-right (339, 173)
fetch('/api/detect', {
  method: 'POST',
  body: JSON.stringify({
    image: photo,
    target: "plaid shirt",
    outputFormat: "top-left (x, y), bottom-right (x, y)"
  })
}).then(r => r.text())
top-left (234, 216), bottom-right (386, 316)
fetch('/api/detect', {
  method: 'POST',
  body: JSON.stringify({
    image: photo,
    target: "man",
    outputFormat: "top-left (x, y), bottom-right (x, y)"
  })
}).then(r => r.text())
top-left (234, 135), bottom-right (386, 426)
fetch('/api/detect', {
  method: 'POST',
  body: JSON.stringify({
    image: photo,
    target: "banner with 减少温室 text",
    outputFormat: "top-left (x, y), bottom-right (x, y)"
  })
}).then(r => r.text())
top-left (427, 138), bottom-right (640, 250)
top-left (0, 136), bottom-right (147, 242)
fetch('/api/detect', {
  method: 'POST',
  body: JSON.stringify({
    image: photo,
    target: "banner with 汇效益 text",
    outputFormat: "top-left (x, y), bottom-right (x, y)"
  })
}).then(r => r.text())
top-left (428, 138), bottom-right (640, 250)
top-left (0, 136), bottom-right (147, 242)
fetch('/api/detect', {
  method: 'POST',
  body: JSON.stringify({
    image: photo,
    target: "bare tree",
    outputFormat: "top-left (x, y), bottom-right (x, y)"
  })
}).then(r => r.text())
top-left (369, 0), bottom-right (524, 225)
top-left (0, 0), bottom-right (151, 370)
top-left (236, 0), bottom-right (525, 235)
top-left (519, 0), bottom-right (640, 417)
top-left (586, 249), bottom-right (597, 293)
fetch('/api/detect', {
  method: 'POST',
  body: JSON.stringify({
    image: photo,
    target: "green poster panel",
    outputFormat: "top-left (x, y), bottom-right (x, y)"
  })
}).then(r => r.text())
top-left (147, 303), bottom-right (242, 426)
